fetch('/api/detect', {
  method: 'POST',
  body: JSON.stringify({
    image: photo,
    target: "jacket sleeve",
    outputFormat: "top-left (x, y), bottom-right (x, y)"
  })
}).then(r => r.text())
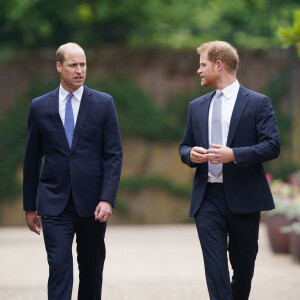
top-left (99, 97), bottom-right (123, 207)
top-left (23, 101), bottom-right (43, 211)
top-left (179, 102), bottom-right (198, 168)
top-left (232, 96), bottom-right (280, 165)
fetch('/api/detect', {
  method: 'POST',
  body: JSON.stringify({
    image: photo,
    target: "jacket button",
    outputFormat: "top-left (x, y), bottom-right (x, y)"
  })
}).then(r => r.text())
top-left (70, 157), bottom-right (72, 160)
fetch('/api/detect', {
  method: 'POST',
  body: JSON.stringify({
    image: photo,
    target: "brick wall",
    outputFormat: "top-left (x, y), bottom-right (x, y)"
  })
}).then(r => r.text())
top-left (1, 47), bottom-right (297, 111)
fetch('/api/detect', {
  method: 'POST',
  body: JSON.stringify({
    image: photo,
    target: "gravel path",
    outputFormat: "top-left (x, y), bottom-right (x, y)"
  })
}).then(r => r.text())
top-left (0, 223), bottom-right (299, 299)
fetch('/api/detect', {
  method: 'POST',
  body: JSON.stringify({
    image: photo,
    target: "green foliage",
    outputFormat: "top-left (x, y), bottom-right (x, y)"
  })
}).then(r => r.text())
top-left (94, 77), bottom-right (210, 140)
top-left (96, 78), bottom-right (164, 140)
top-left (114, 196), bottom-right (131, 216)
top-left (0, 99), bottom-right (29, 198)
top-left (0, 79), bottom-right (58, 200)
top-left (163, 87), bottom-right (212, 139)
top-left (1, 0), bottom-right (299, 50)
top-left (109, 78), bottom-right (212, 140)
top-left (263, 74), bottom-right (292, 179)
top-left (263, 74), bottom-right (291, 145)
top-left (278, 9), bottom-right (300, 55)
top-left (0, 0), bottom-right (156, 47)
top-left (115, 175), bottom-right (191, 217)
top-left (119, 175), bottom-right (191, 198)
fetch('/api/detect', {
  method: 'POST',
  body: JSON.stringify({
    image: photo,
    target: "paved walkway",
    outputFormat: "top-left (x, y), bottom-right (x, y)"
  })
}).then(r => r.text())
top-left (0, 223), bottom-right (300, 299)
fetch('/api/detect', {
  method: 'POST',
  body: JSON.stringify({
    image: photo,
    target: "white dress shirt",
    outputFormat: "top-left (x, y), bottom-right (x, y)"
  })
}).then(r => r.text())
top-left (208, 80), bottom-right (240, 183)
top-left (59, 85), bottom-right (83, 126)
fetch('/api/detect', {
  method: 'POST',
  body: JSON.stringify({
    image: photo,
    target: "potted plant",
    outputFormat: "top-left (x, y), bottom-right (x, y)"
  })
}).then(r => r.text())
top-left (289, 222), bottom-right (300, 263)
top-left (275, 171), bottom-right (300, 263)
top-left (265, 178), bottom-right (294, 253)
top-left (280, 193), bottom-right (300, 263)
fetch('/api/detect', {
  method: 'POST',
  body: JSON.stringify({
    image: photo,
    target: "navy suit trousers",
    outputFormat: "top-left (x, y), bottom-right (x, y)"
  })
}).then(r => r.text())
top-left (194, 183), bottom-right (260, 300)
top-left (41, 196), bottom-right (106, 300)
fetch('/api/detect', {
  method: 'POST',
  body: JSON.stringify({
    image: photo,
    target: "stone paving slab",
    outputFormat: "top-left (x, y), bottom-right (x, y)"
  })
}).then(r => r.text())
top-left (0, 223), bottom-right (300, 299)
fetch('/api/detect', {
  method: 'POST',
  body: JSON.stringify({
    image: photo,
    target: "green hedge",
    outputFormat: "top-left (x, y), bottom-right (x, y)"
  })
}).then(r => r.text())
top-left (96, 77), bottom-right (211, 140)
top-left (97, 78), bottom-right (165, 140)
top-left (119, 175), bottom-right (191, 198)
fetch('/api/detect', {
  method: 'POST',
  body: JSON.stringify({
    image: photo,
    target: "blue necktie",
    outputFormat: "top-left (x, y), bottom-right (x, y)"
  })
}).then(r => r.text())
top-left (64, 93), bottom-right (74, 148)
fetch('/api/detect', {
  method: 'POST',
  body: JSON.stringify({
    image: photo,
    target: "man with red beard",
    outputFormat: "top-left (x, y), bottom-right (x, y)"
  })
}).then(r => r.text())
top-left (179, 41), bottom-right (280, 300)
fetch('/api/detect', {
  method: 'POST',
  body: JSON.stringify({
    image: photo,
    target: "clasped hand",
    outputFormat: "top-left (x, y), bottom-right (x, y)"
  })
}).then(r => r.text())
top-left (190, 144), bottom-right (235, 164)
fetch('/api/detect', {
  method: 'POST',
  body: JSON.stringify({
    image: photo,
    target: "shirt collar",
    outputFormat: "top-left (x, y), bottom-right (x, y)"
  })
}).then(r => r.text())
top-left (59, 84), bottom-right (84, 102)
top-left (219, 80), bottom-right (240, 100)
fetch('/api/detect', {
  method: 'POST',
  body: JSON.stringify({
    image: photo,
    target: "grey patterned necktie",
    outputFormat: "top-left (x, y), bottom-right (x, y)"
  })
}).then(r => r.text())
top-left (210, 91), bottom-right (223, 177)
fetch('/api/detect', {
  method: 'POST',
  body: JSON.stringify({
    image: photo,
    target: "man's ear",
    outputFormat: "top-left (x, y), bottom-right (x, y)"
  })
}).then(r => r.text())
top-left (216, 60), bottom-right (222, 71)
top-left (56, 61), bottom-right (62, 73)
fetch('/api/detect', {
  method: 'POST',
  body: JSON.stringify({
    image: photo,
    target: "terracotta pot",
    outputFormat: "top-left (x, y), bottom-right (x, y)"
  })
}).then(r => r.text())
top-left (265, 214), bottom-right (291, 253)
top-left (290, 232), bottom-right (300, 263)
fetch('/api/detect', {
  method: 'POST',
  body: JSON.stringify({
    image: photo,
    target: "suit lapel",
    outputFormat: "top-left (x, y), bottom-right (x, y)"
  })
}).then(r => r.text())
top-left (226, 85), bottom-right (249, 147)
top-left (71, 86), bottom-right (92, 152)
top-left (49, 88), bottom-right (71, 151)
top-left (197, 92), bottom-right (214, 149)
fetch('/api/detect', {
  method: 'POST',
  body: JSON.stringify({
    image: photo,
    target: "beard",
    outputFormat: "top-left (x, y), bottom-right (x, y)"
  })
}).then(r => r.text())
top-left (200, 72), bottom-right (219, 89)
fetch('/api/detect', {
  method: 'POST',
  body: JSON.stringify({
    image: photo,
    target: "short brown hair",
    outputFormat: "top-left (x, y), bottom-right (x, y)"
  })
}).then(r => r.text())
top-left (56, 42), bottom-right (85, 65)
top-left (197, 41), bottom-right (239, 73)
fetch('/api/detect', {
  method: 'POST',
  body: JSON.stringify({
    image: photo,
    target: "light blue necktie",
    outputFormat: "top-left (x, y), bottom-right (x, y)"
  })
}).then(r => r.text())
top-left (210, 91), bottom-right (223, 177)
top-left (64, 93), bottom-right (74, 148)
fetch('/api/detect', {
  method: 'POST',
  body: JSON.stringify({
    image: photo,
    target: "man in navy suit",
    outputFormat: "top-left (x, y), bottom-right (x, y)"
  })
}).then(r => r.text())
top-left (179, 41), bottom-right (280, 300)
top-left (23, 42), bottom-right (123, 299)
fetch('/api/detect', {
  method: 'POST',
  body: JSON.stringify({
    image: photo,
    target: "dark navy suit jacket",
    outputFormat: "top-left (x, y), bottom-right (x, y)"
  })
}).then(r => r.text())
top-left (179, 85), bottom-right (280, 217)
top-left (23, 85), bottom-right (123, 217)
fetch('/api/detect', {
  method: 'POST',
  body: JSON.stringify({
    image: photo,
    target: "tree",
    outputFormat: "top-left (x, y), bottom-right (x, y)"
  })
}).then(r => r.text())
top-left (277, 9), bottom-right (300, 170)
top-left (278, 9), bottom-right (300, 55)
top-left (1, 0), bottom-right (299, 49)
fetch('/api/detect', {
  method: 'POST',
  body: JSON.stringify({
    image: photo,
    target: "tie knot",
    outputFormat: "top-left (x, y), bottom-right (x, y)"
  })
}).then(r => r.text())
top-left (215, 91), bottom-right (223, 99)
top-left (67, 93), bottom-right (73, 102)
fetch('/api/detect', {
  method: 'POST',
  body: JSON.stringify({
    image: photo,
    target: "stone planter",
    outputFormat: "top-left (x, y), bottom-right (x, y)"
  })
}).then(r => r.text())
top-left (290, 232), bottom-right (300, 263)
top-left (265, 213), bottom-right (291, 253)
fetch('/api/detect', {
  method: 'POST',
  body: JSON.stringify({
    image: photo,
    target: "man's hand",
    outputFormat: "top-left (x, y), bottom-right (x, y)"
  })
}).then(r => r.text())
top-left (94, 201), bottom-right (112, 222)
top-left (25, 211), bottom-right (41, 235)
top-left (205, 144), bottom-right (235, 164)
top-left (190, 147), bottom-right (208, 164)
